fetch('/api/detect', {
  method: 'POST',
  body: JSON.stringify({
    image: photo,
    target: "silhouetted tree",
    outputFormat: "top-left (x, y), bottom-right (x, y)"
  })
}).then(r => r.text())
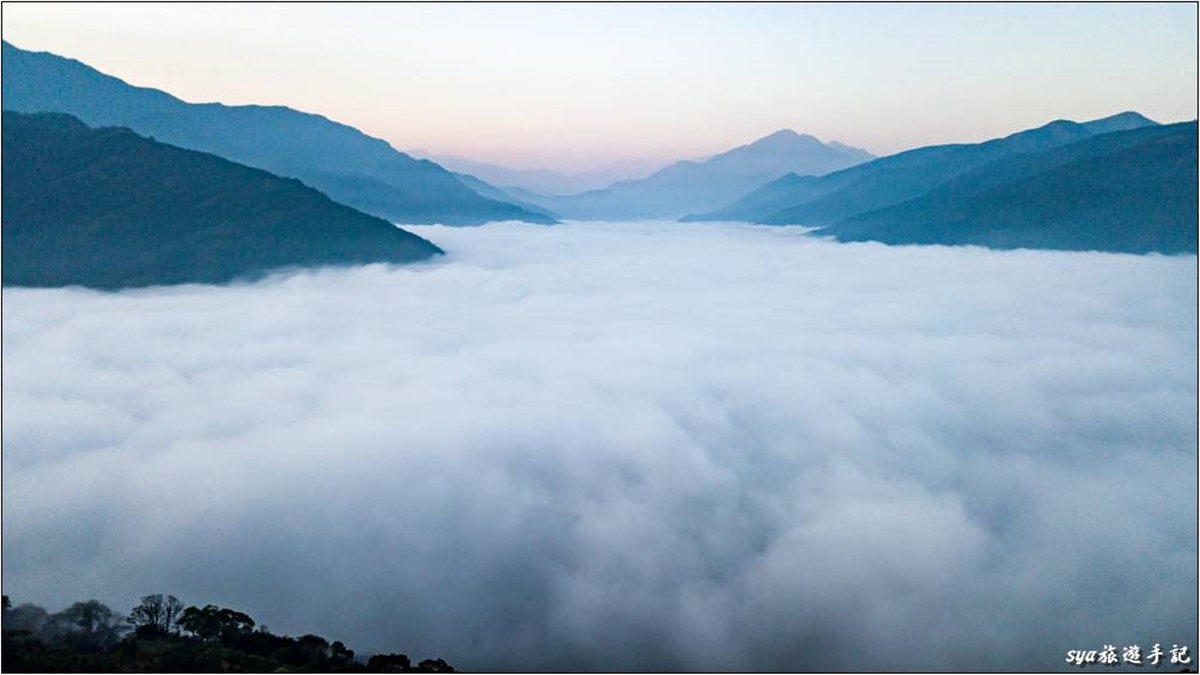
top-left (178, 604), bottom-right (256, 644)
top-left (4, 592), bottom-right (455, 672)
top-left (5, 602), bottom-right (50, 636)
top-left (296, 633), bottom-right (331, 669)
top-left (367, 652), bottom-right (412, 672)
top-left (128, 594), bottom-right (184, 636)
top-left (331, 640), bottom-right (356, 668)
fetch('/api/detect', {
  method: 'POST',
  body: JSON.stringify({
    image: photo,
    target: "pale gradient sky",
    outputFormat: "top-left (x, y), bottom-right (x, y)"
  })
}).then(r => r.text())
top-left (3, 2), bottom-right (1196, 171)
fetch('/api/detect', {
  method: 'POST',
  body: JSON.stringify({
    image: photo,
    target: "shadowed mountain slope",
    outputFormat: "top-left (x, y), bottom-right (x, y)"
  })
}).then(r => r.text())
top-left (817, 122), bottom-right (1198, 253)
top-left (1, 41), bottom-right (553, 226)
top-left (2, 112), bottom-right (444, 288)
top-left (452, 173), bottom-right (560, 221)
top-left (679, 172), bottom-right (831, 223)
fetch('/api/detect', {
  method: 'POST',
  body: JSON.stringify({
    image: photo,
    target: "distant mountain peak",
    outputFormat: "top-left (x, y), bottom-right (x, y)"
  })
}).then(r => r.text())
top-left (1092, 110), bottom-right (1158, 125)
top-left (732, 130), bottom-right (874, 163)
top-left (760, 128), bottom-right (808, 141)
top-left (511, 127), bottom-right (875, 219)
top-left (999, 111), bottom-right (1160, 146)
top-left (1081, 111), bottom-right (1159, 135)
top-left (749, 129), bottom-right (822, 149)
top-left (764, 128), bottom-right (800, 139)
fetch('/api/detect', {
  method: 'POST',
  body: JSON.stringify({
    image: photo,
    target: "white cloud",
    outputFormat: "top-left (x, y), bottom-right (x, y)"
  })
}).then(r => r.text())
top-left (2, 221), bottom-right (1195, 670)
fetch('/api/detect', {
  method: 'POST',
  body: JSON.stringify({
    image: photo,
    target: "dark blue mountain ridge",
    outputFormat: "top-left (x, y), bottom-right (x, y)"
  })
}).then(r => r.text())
top-left (2, 112), bottom-right (443, 288)
top-left (816, 121), bottom-right (1198, 253)
top-left (685, 111), bottom-right (1160, 224)
top-left (1, 41), bottom-right (553, 225)
top-left (759, 111), bottom-right (1160, 225)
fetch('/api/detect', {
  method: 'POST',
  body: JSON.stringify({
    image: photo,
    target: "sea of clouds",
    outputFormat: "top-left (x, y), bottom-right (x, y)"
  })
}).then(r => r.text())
top-left (3, 221), bottom-right (1196, 671)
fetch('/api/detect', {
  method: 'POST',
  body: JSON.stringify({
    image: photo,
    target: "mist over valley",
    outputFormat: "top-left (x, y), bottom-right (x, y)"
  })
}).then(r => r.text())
top-left (1, 7), bottom-right (1197, 672)
top-left (5, 222), bottom-right (1195, 671)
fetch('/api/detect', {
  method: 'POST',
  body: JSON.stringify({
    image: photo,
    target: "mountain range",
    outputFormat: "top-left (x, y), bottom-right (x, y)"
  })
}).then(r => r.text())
top-left (513, 129), bottom-right (876, 220)
top-left (818, 121), bottom-right (1198, 253)
top-left (686, 111), bottom-right (1162, 225)
top-left (1, 41), bottom-right (553, 226)
top-left (2, 112), bottom-right (442, 288)
top-left (2, 39), bottom-right (1193, 279)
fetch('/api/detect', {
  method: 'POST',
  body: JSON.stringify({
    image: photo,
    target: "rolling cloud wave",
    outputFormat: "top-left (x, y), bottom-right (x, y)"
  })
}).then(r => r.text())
top-left (3, 222), bottom-right (1195, 671)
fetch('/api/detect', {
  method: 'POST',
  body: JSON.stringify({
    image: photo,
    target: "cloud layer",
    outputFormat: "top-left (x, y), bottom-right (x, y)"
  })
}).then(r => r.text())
top-left (3, 221), bottom-right (1196, 671)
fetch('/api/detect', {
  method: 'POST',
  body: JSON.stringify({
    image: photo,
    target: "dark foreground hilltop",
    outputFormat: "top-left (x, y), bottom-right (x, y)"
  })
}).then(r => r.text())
top-left (2, 594), bottom-right (454, 673)
top-left (2, 111), bottom-right (444, 289)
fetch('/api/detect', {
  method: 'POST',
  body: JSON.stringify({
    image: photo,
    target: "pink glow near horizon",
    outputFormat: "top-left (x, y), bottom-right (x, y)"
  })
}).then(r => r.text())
top-left (3, 3), bottom-right (1196, 171)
